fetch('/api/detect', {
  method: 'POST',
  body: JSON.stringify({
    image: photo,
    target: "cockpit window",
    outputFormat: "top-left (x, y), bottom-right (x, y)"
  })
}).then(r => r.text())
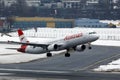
top-left (89, 32), bottom-right (96, 34)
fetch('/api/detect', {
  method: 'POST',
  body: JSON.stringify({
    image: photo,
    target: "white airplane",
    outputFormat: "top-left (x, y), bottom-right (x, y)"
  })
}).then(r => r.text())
top-left (7, 29), bottom-right (99, 57)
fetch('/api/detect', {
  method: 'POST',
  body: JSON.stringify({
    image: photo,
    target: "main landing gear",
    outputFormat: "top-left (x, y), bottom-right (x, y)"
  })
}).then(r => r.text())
top-left (47, 52), bottom-right (70, 57)
top-left (65, 53), bottom-right (70, 57)
top-left (47, 52), bottom-right (52, 57)
top-left (65, 49), bottom-right (70, 57)
top-left (88, 46), bottom-right (92, 49)
top-left (46, 49), bottom-right (71, 57)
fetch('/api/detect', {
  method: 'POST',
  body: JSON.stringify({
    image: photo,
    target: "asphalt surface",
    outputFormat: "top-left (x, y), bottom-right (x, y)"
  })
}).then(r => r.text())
top-left (0, 45), bottom-right (120, 80)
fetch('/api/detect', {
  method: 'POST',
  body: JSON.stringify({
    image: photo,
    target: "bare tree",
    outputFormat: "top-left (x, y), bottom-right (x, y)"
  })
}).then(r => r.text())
top-left (0, 1), bottom-right (5, 16)
top-left (16, 0), bottom-right (30, 16)
top-left (116, 0), bottom-right (120, 8)
top-left (80, 0), bottom-right (87, 9)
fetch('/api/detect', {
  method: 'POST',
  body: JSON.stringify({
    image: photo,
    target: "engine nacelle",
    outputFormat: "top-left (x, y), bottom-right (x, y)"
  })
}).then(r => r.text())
top-left (75, 45), bottom-right (86, 52)
top-left (47, 44), bottom-right (58, 51)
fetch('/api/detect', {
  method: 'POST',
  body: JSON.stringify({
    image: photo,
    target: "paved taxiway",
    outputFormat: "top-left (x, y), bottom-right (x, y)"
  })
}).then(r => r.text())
top-left (0, 45), bottom-right (120, 80)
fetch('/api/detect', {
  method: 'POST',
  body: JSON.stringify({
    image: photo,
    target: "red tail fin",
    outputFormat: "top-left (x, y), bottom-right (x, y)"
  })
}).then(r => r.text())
top-left (17, 29), bottom-right (29, 52)
top-left (18, 29), bottom-right (24, 37)
top-left (17, 29), bottom-right (29, 43)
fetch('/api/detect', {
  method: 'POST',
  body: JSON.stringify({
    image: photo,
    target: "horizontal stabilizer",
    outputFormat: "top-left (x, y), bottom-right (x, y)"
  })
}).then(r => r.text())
top-left (1, 33), bottom-right (12, 37)
top-left (0, 41), bottom-right (8, 44)
top-left (6, 48), bottom-right (18, 50)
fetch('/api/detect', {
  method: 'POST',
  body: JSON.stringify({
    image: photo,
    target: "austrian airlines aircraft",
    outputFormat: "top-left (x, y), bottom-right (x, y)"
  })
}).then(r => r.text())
top-left (8, 29), bottom-right (99, 57)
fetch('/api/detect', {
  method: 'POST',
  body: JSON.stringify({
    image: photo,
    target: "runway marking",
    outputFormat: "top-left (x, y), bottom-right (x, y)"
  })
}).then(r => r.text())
top-left (0, 77), bottom-right (68, 80)
top-left (76, 53), bottom-right (120, 71)
top-left (0, 73), bottom-right (14, 76)
top-left (0, 68), bottom-right (69, 74)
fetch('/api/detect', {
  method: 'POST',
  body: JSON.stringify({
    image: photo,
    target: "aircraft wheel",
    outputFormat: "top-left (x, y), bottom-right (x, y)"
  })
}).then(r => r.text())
top-left (65, 53), bottom-right (70, 57)
top-left (47, 53), bottom-right (52, 57)
top-left (88, 46), bottom-right (92, 49)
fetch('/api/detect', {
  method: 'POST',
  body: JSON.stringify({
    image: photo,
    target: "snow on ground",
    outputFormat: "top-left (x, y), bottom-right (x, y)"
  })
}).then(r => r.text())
top-left (1, 29), bottom-right (120, 72)
top-left (92, 40), bottom-right (120, 47)
top-left (0, 44), bottom-right (66, 64)
top-left (93, 65), bottom-right (120, 72)
top-left (92, 40), bottom-right (120, 72)
top-left (1, 36), bottom-right (120, 72)
top-left (100, 20), bottom-right (120, 28)
top-left (93, 40), bottom-right (120, 72)
top-left (0, 47), bottom-right (65, 64)
top-left (0, 36), bottom-right (66, 64)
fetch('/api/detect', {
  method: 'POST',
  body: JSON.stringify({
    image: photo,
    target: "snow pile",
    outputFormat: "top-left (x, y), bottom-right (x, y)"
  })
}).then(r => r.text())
top-left (100, 20), bottom-right (120, 25)
top-left (94, 65), bottom-right (120, 72)
top-left (100, 20), bottom-right (120, 27)
top-left (93, 59), bottom-right (120, 72)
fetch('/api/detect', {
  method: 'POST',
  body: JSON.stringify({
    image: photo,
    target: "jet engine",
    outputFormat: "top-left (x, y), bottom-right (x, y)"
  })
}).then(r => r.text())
top-left (47, 44), bottom-right (58, 51)
top-left (75, 45), bottom-right (86, 52)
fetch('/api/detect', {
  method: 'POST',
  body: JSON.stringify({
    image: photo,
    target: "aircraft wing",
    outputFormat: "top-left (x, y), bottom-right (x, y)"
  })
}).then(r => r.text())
top-left (8, 41), bottom-right (49, 47)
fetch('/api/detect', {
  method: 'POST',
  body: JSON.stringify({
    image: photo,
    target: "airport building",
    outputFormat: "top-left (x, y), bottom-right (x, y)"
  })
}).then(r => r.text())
top-left (12, 17), bottom-right (74, 28)
top-left (75, 18), bottom-right (110, 28)
top-left (25, 0), bottom-right (41, 7)
top-left (1, 17), bottom-right (117, 28)
top-left (61, 0), bottom-right (81, 8)
top-left (0, 0), bottom-right (41, 7)
top-left (3, 17), bottom-right (116, 29)
top-left (0, 0), bottom-right (16, 7)
top-left (0, 20), bottom-right (3, 27)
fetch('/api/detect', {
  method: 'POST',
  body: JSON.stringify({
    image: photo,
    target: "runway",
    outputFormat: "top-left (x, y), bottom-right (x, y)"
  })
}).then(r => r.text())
top-left (0, 45), bottom-right (120, 80)
top-left (0, 68), bottom-right (120, 80)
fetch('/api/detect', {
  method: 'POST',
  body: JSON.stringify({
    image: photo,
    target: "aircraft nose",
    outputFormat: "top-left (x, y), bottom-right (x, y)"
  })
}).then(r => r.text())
top-left (95, 35), bottom-right (99, 40)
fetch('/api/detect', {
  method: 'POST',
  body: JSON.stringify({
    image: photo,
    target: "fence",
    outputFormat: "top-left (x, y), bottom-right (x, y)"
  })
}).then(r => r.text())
top-left (9, 28), bottom-right (120, 41)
